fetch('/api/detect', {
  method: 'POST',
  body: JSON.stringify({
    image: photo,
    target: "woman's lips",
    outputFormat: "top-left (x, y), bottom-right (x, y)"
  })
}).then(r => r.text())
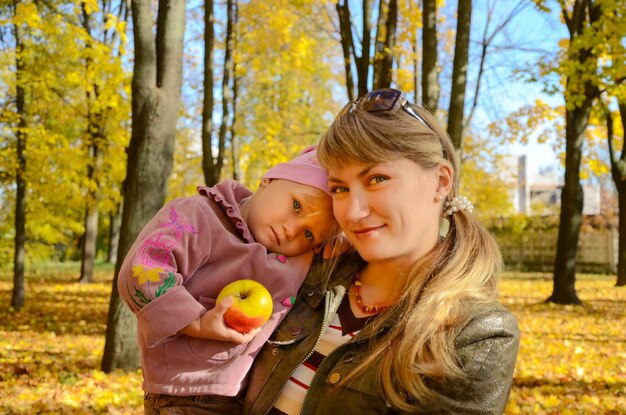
top-left (351, 225), bottom-right (384, 239)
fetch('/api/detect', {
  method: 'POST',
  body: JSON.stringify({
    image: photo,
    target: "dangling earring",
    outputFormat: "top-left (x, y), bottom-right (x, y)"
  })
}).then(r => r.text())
top-left (439, 217), bottom-right (450, 239)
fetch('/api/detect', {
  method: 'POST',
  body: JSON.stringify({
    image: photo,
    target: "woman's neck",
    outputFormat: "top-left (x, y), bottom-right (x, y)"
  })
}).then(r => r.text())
top-left (359, 262), bottom-right (408, 303)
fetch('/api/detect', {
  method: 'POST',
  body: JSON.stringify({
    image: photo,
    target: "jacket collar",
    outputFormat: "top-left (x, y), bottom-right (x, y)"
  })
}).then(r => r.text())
top-left (301, 251), bottom-right (363, 309)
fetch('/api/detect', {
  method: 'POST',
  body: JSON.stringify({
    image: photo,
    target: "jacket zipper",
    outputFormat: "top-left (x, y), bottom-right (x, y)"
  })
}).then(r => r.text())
top-left (298, 310), bottom-right (375, 414)
top-left (263, 289), bottom-right (334, 415)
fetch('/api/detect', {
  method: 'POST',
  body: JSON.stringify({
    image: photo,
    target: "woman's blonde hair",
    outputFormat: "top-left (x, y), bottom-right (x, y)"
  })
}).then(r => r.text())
top-left (317, 101), bottom-right (502, 411)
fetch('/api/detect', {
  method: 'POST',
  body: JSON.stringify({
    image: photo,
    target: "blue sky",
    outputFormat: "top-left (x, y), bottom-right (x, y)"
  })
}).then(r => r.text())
top-left (466, 1), bottom-right (568, 175)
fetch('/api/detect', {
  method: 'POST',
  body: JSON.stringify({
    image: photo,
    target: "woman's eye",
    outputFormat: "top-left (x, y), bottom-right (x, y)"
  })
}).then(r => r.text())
top-left (293, 200), bottom-right (302, 213)
top-left (368, 176), bottom-right (387, 185)
top-left (304, 229), bottom-right (314, 241)
top-left (331, 186), bottom-right (348, 194)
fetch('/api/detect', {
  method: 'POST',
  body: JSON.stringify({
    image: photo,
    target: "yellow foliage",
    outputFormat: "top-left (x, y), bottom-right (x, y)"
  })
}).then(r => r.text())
top-left (13, 2), bottom-right (41, 29)
top-left (234, 0), bottom-right (341, 187)
top-left (1, 0), bottom-right (130, 261)
top-left (82, 0), bottom-right (100, 15)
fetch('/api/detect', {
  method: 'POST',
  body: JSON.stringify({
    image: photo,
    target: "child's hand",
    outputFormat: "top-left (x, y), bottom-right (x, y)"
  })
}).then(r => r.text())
top-left (180, 296), bottom-right (262, 344)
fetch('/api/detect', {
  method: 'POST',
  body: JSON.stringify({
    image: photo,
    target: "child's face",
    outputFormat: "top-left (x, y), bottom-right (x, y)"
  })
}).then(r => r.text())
top-left (242, 179), bottom-right (335, 257)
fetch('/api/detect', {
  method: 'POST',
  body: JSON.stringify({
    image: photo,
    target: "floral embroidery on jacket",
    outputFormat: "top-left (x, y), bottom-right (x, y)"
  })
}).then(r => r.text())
top-left (132, 265), bottom-right (163, 285)
top-left (161, 208), bottom-right (198, 240)
top-left (137, 233), bottom-right (177, 269)
top-left (127, 208), bottom-right (197, 307)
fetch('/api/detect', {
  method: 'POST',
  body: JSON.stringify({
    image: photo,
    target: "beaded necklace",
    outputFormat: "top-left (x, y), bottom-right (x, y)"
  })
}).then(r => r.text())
top-left (352, 275), bottom-right (393, 314)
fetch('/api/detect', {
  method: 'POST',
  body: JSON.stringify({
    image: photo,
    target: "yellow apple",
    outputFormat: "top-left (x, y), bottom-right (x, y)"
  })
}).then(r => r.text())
top-left (216, 279), bottom-right (273, 333)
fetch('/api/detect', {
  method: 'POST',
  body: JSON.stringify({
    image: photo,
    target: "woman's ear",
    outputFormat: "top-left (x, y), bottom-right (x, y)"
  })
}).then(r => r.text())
top-left (436, 162), bottom-right (454, 197)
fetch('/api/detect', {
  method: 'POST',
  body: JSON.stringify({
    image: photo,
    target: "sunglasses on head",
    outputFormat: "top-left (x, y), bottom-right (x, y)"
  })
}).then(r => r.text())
top-left (349, 88), bottom-right (434, 131)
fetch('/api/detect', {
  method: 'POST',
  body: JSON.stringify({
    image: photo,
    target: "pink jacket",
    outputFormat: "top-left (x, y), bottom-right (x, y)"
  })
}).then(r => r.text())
top-left (118, 180), bottom-right (310, 396)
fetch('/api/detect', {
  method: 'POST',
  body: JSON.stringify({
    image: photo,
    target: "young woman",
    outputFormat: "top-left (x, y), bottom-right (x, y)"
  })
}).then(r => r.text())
top-left (244, 89), bottom-right (520, 414)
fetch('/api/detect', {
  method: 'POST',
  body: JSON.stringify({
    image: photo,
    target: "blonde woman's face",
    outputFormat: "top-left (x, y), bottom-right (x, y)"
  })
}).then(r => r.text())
top-left (327, 158), bottom-right (448, 270)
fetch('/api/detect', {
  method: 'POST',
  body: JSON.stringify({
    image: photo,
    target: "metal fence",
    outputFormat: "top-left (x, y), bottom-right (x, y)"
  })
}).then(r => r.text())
top-left (492, 227), bottom-right (617, 274)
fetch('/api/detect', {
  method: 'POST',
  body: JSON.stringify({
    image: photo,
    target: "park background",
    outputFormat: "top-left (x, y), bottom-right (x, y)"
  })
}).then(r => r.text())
top-left (0, 0), bottom-right (624, 414)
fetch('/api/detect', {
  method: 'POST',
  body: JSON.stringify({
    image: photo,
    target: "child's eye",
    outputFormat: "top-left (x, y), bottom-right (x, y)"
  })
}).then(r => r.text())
top-left (304, 229), bottom-right (314, 241)
top-left (293, 200), bottom-right (302, 213)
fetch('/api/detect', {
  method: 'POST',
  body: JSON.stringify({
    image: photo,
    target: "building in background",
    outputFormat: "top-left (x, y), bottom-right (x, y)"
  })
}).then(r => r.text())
top-left (503, 155), bottom-right (601, 216)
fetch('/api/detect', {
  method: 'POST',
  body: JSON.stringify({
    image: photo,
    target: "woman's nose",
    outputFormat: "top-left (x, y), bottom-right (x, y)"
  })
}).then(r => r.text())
top-left (344, 193), bottom-right (369, 222)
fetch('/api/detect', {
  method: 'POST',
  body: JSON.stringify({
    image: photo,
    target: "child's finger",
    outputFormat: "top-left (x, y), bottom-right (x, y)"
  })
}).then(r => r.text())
top-left (238, 326), bottom-right (263, 343)
top-left (214, 296), bottom-right (234, 315)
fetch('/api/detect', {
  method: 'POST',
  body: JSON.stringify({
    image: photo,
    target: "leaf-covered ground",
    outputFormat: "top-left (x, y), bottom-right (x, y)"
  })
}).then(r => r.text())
top-left (0, 265), bottom-right (624, 414)
top-left (500, 273), bottom-right (625, 414)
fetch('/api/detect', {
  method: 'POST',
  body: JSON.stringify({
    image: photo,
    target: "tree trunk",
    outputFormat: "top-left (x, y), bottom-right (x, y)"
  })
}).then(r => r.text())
top-left (447, 0), bottom-right (471, 151)
top-left (421, 0), bottom-right (438, 110)
top-left (108, 206), bottom-right (122, 264)
top-left (78, 69), bottom-right (98, 283)
top-left (102, 0), bottom-right (186, 372)
top-left (608, 101), bottom-right (626, 286)
top-left (230, 3), bottom-right (239, 181)
top-left (549, 0), bottom-right (601, 304)
top-left (215, 0), bottom-right (235, 184)
top-left (412, 39), bottom-right (419, 102)
top-left (373, 0), bottom-right (397, 90)
top-left (336, 0), bottom-right (355, 101)
top-left (357, 0), bottom-right (372, 97)
top-left (78, 3), bottom-right (108, 284)
top-left (617, 188), bottom-right (626, 286)
top-left (11, 0), bottom-right (26, 311)
top-left (78, 134), bottom-right (101, 283)
top-left (549, 105), bottom-right (588, 304)
top-left (201, 0), bottom-right (215, 186)
top-left (79, 200), bottom-right (99, 283)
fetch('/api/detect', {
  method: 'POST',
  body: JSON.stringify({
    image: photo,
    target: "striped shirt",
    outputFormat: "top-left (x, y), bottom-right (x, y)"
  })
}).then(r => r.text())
top-left (269, 296), bottom-right (373, 415)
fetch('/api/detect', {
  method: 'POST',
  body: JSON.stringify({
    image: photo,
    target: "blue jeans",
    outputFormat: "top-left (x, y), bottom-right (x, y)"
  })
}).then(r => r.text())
top-left (144, 393), bottom-right (243, 415)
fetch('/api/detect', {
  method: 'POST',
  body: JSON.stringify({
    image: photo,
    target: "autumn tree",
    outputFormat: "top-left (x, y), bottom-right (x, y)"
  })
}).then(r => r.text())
top-left (372, 0), bottom-right (398, 89)
top-left (201, 0), bottom-right (216, 185)
top-left (102, 0), bottom-right (186, 372)
top-left (233, 0), bottom-right (339, 185)
top-left (548, 0), bottom-right (603, 304)
top-left (447, 0), bottom-right (471, 152)
top-left (604, 99), bottom-right (626, 286)
top-left (10, 0), bottom-right (27, 310)
top-left (464, 2), bottom-right (530, 130)
top-left (2, 0), bottom-right (118, 306)
top-left (421, 0), bottom-right (438, 110)
top-left (211, 0), bottom-right (236, 185)
top-left (0, 0), bottom-right (130, 307)
top-left (78, 1), bottom-right (130, 283)
top-left (594, 1), bottom-right (626, 287)
top-left (336, 0), bottom-right (399, 98)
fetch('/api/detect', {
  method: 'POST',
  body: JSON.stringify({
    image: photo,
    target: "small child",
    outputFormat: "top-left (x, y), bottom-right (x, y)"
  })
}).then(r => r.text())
top-left (117, 146), bottom-right (337, 414)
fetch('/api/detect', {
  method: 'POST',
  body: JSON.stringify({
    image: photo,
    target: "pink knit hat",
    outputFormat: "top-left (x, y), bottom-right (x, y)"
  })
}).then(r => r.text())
top-left (262, 145), bottom-right (332, 197)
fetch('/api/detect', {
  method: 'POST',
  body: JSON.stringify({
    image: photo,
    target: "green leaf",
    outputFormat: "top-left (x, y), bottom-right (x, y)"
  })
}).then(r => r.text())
top-left (134, 288), bottom-right (151, 305)
top-left (155, 273), bottom-right (176, 298)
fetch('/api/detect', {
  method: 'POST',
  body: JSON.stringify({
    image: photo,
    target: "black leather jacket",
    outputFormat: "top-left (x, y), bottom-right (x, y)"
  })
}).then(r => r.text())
top-left (243, 254), bottom-right (520, 414)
